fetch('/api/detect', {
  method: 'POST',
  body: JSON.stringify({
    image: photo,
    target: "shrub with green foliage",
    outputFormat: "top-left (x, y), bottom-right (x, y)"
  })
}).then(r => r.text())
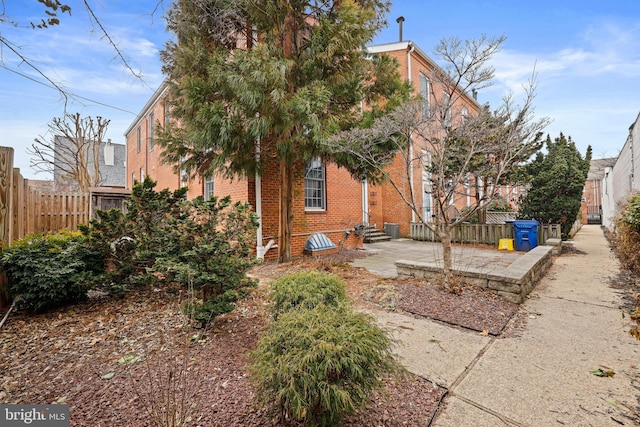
top-left (250, 303), bottom-right (402, 426)
top-left (80, 177), bottom-right (259, 324)
top-left (269, 270), bottom-right (347, 317)
top-left (519, 133), bottom-right (591, 238)
top-left (0, 231), bottom-right (104, 312)
top-left (613, 193), bottom-right (640, 274)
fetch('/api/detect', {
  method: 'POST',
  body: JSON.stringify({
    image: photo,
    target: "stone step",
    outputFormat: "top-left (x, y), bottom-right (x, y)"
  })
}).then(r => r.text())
top-left (363, 227), bottom-right (392, 243)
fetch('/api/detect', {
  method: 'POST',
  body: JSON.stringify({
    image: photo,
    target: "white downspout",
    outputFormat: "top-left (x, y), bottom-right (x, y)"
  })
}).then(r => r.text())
top-left (255, 135), bottom-right (265, 259)
top-left (362, 179), bottom-right (369, 224)
top-left (255, 135), bottom-right (276, 260)
top-left (359, 98), bottom-right (369, 226)
top-left (407, 42), bottom-right (416, 223)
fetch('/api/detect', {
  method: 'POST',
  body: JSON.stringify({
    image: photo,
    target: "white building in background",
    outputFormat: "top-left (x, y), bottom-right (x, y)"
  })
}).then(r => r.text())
top-left (54, 136), bottom-right (126, 190)
top-left (601, 111), bottom-right (640, 230)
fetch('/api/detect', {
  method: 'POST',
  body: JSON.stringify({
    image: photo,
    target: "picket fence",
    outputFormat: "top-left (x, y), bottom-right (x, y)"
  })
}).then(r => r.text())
top-left (410, 221), bottom-right (562, 246)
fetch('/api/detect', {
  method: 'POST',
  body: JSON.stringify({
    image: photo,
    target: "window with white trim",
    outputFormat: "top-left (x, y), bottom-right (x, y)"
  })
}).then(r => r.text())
top-left (304, 157), bottom-right (325, 210)
top-left (136, 127), bottom-right (141, 153)
top-left (420, 73), bottom-right (430, 119)
top-left (204, 175), bottom-right (214, 200)
top-left (443, 92), bottom-right (451, 126)
top-left (149, 112), bottom-right (155, 151)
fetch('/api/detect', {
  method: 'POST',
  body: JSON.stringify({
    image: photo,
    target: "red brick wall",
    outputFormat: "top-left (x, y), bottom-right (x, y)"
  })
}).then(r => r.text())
top-left (581, 179), bottom-right (601, 224)
top-left (126, 96), bottom-right (202, 198)
top-left (370, 45), bottom-right (490, 233)
top-left (258, 159), bottom-right (364, 260)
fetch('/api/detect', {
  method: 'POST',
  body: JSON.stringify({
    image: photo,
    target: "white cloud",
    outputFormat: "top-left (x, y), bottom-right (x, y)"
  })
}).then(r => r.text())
top-left (491, 18), bottom-right (640, 91)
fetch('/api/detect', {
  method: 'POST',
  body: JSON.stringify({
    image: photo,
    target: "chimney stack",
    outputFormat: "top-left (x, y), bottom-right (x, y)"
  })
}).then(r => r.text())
top-left (396, 16), bottom-right (405, 42)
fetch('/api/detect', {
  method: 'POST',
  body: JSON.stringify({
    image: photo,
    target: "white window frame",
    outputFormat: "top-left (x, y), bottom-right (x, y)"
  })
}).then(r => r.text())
top-left (443, 92), bottom-right (451, 126)
top-left (420, 73), bottom-right (430, 119)
top-left (204, 175), bottom-right (214, 200)
top-left (461, 106), bottom-right (468, 125)
top-left (149, 112), bottom-right (155, 152)
top-left (304, 157), bottom-right (326, 211)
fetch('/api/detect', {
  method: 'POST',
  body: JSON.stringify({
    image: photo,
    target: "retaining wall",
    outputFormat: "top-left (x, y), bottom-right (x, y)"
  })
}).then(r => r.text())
top-left (395, 245), bottom-right (554, 303)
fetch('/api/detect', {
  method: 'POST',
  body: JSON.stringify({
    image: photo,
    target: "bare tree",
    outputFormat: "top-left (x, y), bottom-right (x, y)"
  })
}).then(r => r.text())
top-left (326, 35), bottom-right (549, 291)
top-left (29, 113), bottom-right (110, 192)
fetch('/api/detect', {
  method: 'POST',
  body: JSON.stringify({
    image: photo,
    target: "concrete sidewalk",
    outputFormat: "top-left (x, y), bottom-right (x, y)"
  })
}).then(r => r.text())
top-left (358, 226), bottom-right (640, 426)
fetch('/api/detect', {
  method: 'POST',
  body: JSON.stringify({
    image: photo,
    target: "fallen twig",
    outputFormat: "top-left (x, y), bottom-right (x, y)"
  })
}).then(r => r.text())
top-left (0, 299), bottom-right (16, 330)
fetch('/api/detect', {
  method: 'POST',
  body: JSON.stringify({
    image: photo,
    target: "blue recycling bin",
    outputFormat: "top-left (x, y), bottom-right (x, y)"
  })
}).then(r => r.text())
top-left (512, 220), bottom-right (539, 252)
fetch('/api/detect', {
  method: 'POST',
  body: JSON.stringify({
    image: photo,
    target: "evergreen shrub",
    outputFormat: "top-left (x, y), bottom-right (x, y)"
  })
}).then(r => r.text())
top-left (0, 230), bottom-right (104, 312)
top-left (613, 193), bottom-right (640, 274)
top-left (250, 303), bottom-right (402, 426)
top-left (269, 270), bottom-right (347, 317)
top-left (80, 177), bottom-right (258, 325)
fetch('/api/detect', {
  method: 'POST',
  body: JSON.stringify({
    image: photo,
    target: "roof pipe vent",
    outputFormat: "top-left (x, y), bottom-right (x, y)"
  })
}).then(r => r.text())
top-left (396, 16), bottom-right (405, 42)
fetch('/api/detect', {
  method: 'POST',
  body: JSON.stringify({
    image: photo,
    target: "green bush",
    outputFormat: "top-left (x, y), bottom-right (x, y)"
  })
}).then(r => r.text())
top-left (613, 193), bottom-right (640, 274)
top-left (80, 177), bottom-right (258, 324)
top-left (250, 302), bottom-right (403, 426)
top-left (269, 271), bottom-right (347, 317)
top-left (0, 231), bottom-right (105, 312)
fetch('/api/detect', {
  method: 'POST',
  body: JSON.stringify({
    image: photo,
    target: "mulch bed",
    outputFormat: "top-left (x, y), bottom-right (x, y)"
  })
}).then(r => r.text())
top-left (0, 249), bottom-right (524, 426)
top-left (395, 279), bottom-right (519, 335)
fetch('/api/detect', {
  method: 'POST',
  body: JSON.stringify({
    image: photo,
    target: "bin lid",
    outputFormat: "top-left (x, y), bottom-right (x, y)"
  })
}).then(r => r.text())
top-left (513, 219), bottom-right (539, 229)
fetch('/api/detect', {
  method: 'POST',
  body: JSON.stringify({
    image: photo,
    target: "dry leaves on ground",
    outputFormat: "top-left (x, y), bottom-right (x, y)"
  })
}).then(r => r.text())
top-left (0, 248), bottom-right (526, 426)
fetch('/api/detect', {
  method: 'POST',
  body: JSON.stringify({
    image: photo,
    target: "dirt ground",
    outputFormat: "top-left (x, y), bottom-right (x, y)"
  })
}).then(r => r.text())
top-left (0, 246), bottom-right (635, 426)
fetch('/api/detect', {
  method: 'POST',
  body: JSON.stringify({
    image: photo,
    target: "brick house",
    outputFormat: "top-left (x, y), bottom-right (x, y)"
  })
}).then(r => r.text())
top-left (580, 157), bottom-right (617, 225)
top-left (125, 82), bottom-right (366, 260)
top-left (125, 39), bottom-right (519, 258)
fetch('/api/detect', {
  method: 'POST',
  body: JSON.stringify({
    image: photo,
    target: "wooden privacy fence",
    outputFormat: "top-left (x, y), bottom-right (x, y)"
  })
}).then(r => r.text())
top-left (1, 146), bottom-right (91, 246)
top-left (19, 189), bottom-right (90, 238)
top-left (410, 221), bottom-right (562, 246)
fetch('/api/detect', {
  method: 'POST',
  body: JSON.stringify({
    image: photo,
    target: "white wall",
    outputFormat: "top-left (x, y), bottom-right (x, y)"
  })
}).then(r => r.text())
top-left (601, 166), bottom-right (616, 230)
top-left (607, 112), bottom-right (640, 228)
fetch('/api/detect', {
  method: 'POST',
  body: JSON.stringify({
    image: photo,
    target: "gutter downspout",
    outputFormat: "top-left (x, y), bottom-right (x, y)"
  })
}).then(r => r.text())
top-left (407, 42), bottom-right (416, 223)
top-left (362, 179), bottom-right (369, 225)
top-left (255, 135), bottom-right (271, 260)
top-left (359, 99), bottom-right (370, 226)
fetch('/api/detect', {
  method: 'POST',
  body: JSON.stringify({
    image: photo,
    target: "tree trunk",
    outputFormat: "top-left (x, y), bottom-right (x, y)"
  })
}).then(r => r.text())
top-left (477, 205), bottom-right (487, 224)
top-left (278, 160), bottom-right (294, 263)
top-left (438, 230), bottom-right (454, 292)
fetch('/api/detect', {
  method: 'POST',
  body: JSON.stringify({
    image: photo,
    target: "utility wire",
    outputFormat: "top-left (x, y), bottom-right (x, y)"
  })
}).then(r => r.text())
top-left (0, 63), bottom-right (139, 115)
top-left (82, 0), bottom-right (153, 91)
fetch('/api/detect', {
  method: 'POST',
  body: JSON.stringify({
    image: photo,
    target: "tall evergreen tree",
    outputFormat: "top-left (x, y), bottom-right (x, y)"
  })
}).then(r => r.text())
top-left (157, 0), bottom-right (407, 262)
top-left (519, 133), bottom-right (592, 238)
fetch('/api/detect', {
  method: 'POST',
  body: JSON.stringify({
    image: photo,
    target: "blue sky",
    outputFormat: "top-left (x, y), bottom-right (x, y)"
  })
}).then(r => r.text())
top-left (1, 0), bottom-right (639, 180)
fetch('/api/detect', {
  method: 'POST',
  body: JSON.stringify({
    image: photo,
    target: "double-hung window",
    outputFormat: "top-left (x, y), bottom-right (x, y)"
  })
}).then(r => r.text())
top-left (420, 74), bottom-right (430, 119)
top-left (204, 175), bottom-right (214, 200)
top-left (443, 92), bottom-right (451, 126)
top-left (149, 112), bottom-right (155, 151)
top-left (304, 157), bottom-right (325, 210)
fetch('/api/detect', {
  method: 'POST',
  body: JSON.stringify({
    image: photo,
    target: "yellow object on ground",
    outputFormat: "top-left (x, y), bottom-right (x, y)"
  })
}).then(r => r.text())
top-left (498, 238), bottom-right (514, 251)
